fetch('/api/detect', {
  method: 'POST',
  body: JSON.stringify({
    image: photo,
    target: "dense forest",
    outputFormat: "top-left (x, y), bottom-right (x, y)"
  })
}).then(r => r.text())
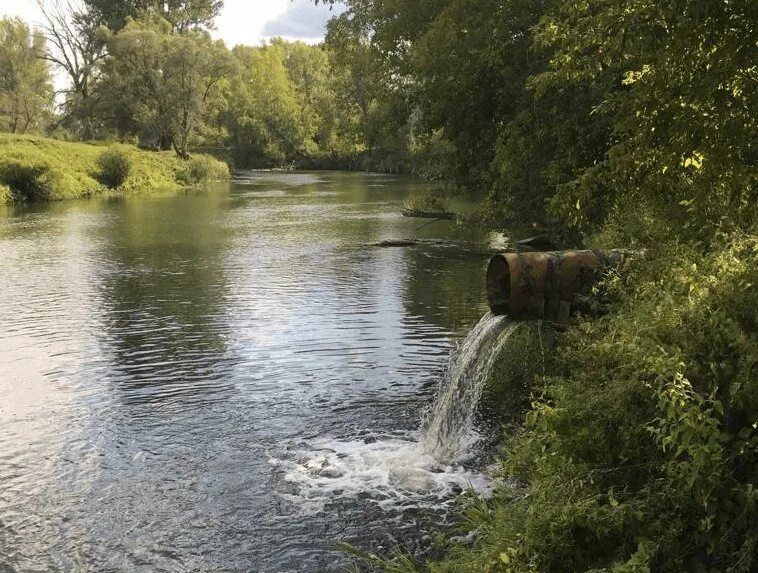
top-left (1, 0), bottom-right (756, 572)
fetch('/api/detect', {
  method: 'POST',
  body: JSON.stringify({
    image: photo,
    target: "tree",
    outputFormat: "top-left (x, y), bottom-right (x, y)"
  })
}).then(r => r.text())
top-left (223, 42), bottom-right (310, 167)
top-left (84, 0), bottom-right (223, 32)
top-left (98, 16), bottom-right (232, 157)
top-left (164, 31), bottom-right (233, 157)
top-left (324, 13), bottom-right (420, 172)
top-left (0, 18), bottom-right (53, 133)
top-left (322, 0), bottom-right (616, 224)
top-left (535, 0), bottom-right (757, 242)
top-left (36, 0), bottom-right (108, 139)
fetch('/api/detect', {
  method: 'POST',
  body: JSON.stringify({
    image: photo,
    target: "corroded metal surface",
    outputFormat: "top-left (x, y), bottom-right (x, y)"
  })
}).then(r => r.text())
top-left (486, 250), bottom-right (628, 322)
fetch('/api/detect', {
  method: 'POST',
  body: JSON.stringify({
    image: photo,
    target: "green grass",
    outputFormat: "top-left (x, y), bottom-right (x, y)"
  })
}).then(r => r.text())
top-left (0, 134), bottom-right (230, 204)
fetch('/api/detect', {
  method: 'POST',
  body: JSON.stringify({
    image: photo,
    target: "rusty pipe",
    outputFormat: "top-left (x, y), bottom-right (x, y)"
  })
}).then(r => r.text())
top-left (486, 250), bottom-right (628, 322)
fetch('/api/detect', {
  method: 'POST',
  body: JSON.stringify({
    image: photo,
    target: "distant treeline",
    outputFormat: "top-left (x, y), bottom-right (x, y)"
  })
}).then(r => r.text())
top-left (0, 0), bottom-right (450, 175)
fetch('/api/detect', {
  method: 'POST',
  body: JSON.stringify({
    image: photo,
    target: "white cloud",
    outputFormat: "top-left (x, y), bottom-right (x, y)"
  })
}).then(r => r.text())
top-left (212, 0), bottom-right (292, 47)
top-left (261, 0), bottom-right (345, 42)
top-left (0, 0), bottom-right (46, 27)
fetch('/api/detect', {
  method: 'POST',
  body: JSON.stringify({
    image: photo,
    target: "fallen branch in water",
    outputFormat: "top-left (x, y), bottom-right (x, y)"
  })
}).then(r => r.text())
top-left (401, 208), bottom-right (455, 220)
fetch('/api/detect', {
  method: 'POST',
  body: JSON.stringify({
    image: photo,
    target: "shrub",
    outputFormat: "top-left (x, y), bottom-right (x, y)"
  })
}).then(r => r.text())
top-left (97, 146), bottom-right (132, 188)
top-left (426, 236), bottom-right (758, 573)
top-left (0, 160), bottom-right (58, 202)
top-left (401, 188), bottom-right (451, 214)
top-left (175, 155), bottom-right (230, 186)
top-left (0, 183), bottom-right (11, 205)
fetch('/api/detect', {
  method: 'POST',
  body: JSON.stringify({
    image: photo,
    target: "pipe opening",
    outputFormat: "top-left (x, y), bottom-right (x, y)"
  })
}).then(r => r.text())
top-left (486, 254), bottom-right (511, 315)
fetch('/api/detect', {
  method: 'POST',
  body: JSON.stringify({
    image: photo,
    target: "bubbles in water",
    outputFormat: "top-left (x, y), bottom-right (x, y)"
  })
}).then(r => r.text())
top-left (276, 313), bottom-right (514, 512)
top-left (272, 434), bottom-right (493, 513)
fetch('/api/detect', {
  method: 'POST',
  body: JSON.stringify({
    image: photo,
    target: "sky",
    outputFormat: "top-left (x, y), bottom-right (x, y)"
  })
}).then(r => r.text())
top-left (0, 0), bottom-right (346, 47)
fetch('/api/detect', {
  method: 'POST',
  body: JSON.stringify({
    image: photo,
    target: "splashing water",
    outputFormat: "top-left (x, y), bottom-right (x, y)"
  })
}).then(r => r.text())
top-left (421, 312), bottom-right (517, 461)
top-left (278, 312), bottom-right (516, 509)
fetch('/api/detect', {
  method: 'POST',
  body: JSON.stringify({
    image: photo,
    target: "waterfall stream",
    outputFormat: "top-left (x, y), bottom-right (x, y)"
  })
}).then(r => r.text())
top-left (421, 312), bottom-right (518, 461)
top-left (281, 312), bottom-right (517, 511)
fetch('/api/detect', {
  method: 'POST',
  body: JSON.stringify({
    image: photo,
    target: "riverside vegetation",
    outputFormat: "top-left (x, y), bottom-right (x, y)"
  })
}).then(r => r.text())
top-left (319, 1), bottom-right (756, 572)
top-left (1, 1), bottom-right (756, 572)
top-left (0, 134), bottom-right (229, 203)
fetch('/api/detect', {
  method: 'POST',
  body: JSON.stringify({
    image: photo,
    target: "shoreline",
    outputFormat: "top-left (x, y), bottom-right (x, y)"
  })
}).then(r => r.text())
top-left (0, 134), bottom-right (230, 205)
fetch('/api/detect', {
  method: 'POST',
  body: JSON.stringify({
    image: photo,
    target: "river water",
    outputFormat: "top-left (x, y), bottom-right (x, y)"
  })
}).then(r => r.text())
top-left (0, 172), bottom-right (496, 572)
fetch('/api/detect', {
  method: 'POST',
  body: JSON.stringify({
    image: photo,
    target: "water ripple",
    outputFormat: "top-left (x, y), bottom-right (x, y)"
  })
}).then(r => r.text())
top-left (0, 172), bottom-right (491, 572)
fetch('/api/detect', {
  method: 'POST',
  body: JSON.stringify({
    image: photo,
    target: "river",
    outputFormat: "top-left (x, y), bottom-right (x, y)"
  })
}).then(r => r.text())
top-left (0, 171), bottom-right (496, 572)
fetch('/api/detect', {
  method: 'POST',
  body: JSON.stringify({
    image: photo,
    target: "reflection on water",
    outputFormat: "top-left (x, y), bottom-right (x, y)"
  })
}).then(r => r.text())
top-left (0, 172), bottom-right (492, 572)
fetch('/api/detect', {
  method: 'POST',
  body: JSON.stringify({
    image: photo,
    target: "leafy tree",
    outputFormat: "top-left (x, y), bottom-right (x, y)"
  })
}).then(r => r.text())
top-left (223, 42), bottom-right (310, 167)
top-left (36, 0), bottom-right (109, 139)
top-left (98, 16), bottom-right (232, 157)
top-left (280, 40), bottom-right (338, 158)
top-left (0, 18), bottom-right (53, 133)
top-left (324, 13), bottom-right (420, 172)
top-left (535, 0), bottom-right (757, 243)
top-left (83, 0), bottom-right (223, 31)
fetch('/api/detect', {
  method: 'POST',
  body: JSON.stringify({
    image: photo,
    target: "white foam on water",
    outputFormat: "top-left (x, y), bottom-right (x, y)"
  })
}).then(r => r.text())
top-left (271, 434), bottom-right (493, 513)
top-left (274, 313), bottom-right (514, 512)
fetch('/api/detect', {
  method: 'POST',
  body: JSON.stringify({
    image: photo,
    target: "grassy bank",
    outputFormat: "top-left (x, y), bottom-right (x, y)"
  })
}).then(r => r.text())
top-left (0, 134), bottom-right (229, 204)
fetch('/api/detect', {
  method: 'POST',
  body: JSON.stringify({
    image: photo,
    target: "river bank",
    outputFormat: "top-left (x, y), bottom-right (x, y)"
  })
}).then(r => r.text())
top-left (0, 134), bottom-right (229, 205)
top-left (402, 233), bottom-right (756, 573)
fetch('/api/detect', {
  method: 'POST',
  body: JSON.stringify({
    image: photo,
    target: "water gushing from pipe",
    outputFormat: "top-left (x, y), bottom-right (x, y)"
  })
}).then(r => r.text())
top-left (421, 312), bottom-right (518, 461)
top-left (279, 313), bottom-right (516, 509)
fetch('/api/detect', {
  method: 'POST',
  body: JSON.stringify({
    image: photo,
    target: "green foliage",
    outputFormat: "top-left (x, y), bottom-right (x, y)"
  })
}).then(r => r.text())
top-left (97, 145), bottom-right (133, 188)
top-left (0, 183), bottom-right (10, 205)
top-left (0, 133), bottom-right (228, 202)
top-left (0, 161), bottom-right (61, 202)
top-left (536, 0), bottom-right (757, 243)
top-left (340, 542), bottom-right (420, 573)
top-left (176, 154), bottom-right (229, 186)
top-left (479, 322), bottom-right (553, 432)
top-left (224, 42), bottom-right (312, 167)
top-left (401, 189), bottom-right (450, 215)
top-left (84, 0), bottom-right (223, 32)
top-left (97, 16), bottom-right (233, 157)
top-left (0, 17), bottom-right (54, 134)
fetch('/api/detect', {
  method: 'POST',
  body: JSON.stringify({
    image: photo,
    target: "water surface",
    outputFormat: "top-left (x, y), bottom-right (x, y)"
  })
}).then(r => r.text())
top-left (0, 172), bottom-right (493, 572)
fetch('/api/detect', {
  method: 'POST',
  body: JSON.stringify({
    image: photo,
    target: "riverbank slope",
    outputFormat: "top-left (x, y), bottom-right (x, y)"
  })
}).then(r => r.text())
top-left (0, 134), bottom-right (229, 204)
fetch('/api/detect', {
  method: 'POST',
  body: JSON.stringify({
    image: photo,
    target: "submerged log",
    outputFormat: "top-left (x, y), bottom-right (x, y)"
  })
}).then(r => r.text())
top-left (486, 250), bottom-right (629, 323)
top-left (369, 238), bottom-right (449, 248)
top-left (372, 239), bottom-right (422, 247)
top-left (401, 209), bottom-right (455, 220)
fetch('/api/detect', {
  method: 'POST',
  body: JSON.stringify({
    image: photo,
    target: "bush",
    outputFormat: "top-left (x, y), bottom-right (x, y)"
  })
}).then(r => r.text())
top-left (0, 183), bottom-right (11, 205)
top-left (0, 160), bottom-right (59, 202)
top-left (175, 155), bottom-right (230, 186)
top-left (426, 236), bottom-right (758, 573)
top-left (401, 188), bottom-right (451, 214)
top-left (97, 146), bottom-right (132, 188)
